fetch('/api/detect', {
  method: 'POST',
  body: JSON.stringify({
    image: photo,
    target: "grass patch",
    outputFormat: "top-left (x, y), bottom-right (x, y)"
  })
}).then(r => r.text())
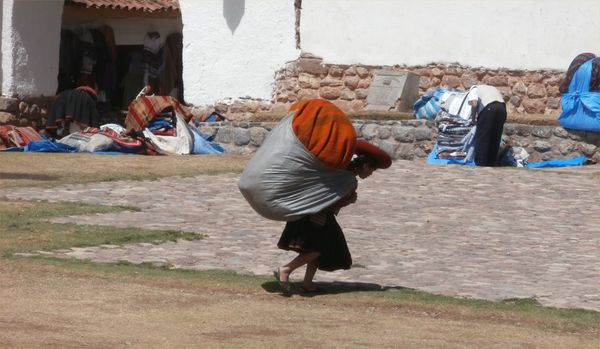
top-left (0, 153), bottom-right (248, 188)
top-left (0, 200), bottom-right (203, 257)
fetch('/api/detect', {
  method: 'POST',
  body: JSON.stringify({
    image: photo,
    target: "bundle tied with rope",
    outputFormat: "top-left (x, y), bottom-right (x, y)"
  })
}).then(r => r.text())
top-left (238, 99), bottom-right (359, 221)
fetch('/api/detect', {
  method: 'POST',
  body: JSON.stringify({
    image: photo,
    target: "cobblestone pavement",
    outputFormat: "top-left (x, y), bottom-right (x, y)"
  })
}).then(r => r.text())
top-left (2, 160), bottom-right (599, 310)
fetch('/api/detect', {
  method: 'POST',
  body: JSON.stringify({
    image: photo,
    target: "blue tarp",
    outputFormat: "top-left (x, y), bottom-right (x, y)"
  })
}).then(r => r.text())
top-left (527, 156), bottom-right (587, 168)
top-left (427, 144), bottom-right (587, 168)
top-left (25, 140), bottom-right (77, 153)
top-left (426, 144), bottom-right (475, 166)
top-left (558, 59), bottom-right (600, 132)
top-left (190, 127), bottom-right (224, 154)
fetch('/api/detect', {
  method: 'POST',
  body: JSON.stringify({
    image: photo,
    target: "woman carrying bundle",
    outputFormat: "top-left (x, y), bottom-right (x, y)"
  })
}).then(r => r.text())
top-left (271, 100), bottom-right (391, 294)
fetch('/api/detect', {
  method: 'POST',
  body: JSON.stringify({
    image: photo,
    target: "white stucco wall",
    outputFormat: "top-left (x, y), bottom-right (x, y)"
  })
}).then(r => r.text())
top-left (180, 0), bottom-right (298, 105)
top-left (300, 0), bottom-right (600, 70)
top-left (2, 0), bottom-right (63, 97)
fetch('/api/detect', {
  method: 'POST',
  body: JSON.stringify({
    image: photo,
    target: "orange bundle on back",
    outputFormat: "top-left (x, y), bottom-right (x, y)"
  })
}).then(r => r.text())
top-left (290, 99), bottom-right (356, 169)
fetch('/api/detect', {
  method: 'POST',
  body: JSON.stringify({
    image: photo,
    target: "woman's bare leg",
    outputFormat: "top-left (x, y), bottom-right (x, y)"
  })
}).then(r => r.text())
top-left (279, 251), bottom-right (320, 282)
top-left (303, 259), bottom-right (319, 290)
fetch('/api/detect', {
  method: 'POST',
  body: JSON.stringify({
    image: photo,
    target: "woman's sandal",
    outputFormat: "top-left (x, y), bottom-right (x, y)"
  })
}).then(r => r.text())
top-left (273, 268), bottom-right (291, 295)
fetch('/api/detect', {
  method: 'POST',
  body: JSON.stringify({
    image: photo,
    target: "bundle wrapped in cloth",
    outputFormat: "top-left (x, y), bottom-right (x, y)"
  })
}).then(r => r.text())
top-left (239, 99), bottom-right (358, 221)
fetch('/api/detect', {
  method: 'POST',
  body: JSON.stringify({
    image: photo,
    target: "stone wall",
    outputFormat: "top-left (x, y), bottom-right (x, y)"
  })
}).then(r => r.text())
top-left (197, 120), bottom-right (600, 163)
top-left (192, 53), bottom-right (565, 120)
top-left (0, 96), bottom-right (52, 128)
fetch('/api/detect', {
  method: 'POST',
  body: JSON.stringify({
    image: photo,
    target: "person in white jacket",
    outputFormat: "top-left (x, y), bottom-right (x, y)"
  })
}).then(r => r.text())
top-left (467, 85), bottom-right (507, 166)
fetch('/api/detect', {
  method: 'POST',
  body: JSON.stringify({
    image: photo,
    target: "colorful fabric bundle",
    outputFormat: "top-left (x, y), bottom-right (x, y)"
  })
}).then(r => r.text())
top-left (290, 99), bottom-right (356, 169)
top-left (560, 53), bottom-right (598, 93)
top-left (559, 58), bottom-right (600, 132)
top-left (0, 125), bottom-right (43, 149)
top-left (124, 95), bottom-right (193, 132)
top-left (413, 87), bottom-right (447, 119)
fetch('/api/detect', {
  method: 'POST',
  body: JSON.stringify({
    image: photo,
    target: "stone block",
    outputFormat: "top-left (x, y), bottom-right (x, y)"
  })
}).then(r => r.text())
top-left (576, 143), bottom-right (598, 156)
top-left (329, 66), bottom-right (344, 77)
top-left (512, 81), bottom-right (527, 95)
top-left (414, 127), bottom-right (433, 141)
top-left (357, 79), bottom-right (371, 89)
top-left (531, 127), bottom-right (553, 138)
top-left (395, 144), bottom-right (415, 160)
top-left (361, 123), bottom-right (379, 140)
top-left (298, 73), bottom-right (320, 89)
top-left (215, 127), bottom-right (234, 144)
top-left (0, 98), bottom-right (19, 112)
top-left (298, 89), bottom-right (319, 100)
top-left (405, 120), bottom-right (427, 127)
top-left (553, 127), bottom-right (569, 138)
top-left (483, 75), bottom-right (509, 86)
top-left (340, 89), bottom-right (356, 101)
top-left (344, 66), bottom-right (357, 76)
top-left (527, 84), bottom-right (546, 98)
top-left (249, 127), bottom-right (267, 146)
top-left (0, 112), bottom-right (17, 124)
top-left (392, 126), bottom-right (415, 143)
top-left (355, 67), bottom-right (370, 78)
top-left (441, 75), bottom-right (461, 88)
top-left (503, 124), bottom-right (516, 135)
top-left (319, 87), bottom-right (341, 100)
top-left (321, 76), bottom-right (343, 87)
top-left (18, 102), bottom-right (28, 114)
top-left (522, 99), bottom-right (546, 114)
top-left (509, 95), bottom-right (521, 107)
top-left (461, 74), bottom-right (478, 88)
top-left (533, 140), bottom-right (552, 152)
top-left (297, 57), bottom-right (328, 76)
top-left (365, 70), bottom-right (419, 112)
top-left (558, 140), bottom-right (575, 155)
top-left (233, 128), bottom-right (251, 146)
top-left (355, 88), bottom-right (368, 99)
top-left (377, 126), bottom-right (391, 139)
top-left (378, 140), bottom-right (398, 159)
top-left (343, 76), bottom-right (360, 90)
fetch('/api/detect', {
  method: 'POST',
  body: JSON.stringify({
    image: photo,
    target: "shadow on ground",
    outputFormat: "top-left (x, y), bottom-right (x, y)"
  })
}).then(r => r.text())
top-left (262, 280), bottom-right (415, 298)
top-left (0, 172), bottom-right (58, 181)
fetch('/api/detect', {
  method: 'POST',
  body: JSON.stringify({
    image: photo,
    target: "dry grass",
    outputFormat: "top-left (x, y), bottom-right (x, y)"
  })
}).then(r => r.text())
top-left (1, 258), bottom-right (597, 349)
top-left (0, 152), bottom-right (248, 188)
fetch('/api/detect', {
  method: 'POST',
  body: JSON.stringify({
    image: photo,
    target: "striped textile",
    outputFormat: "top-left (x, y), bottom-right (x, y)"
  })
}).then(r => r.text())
top-left (124, 95), bottom-right (193, 132)
top-left (290, 99), bottom-right (356, 169)
top-left (413, 88), bottom-right (446, 119)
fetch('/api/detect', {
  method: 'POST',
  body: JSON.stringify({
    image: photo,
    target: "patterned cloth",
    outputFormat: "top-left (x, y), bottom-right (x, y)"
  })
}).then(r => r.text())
top-left (289, 99), bottom-right (356, 169)
top-left (560, 53), bottom-right (599, 93)
top-left (124, 95), bottom-right (193, 132)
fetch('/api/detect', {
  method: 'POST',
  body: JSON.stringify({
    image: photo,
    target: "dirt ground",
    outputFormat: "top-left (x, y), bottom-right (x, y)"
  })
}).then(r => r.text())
top-left (1, 259), bottom-right (597, 349)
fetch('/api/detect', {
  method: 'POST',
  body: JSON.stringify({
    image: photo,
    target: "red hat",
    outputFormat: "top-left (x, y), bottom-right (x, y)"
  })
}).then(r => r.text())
top-left (354, 140), bottom-right (392, 169)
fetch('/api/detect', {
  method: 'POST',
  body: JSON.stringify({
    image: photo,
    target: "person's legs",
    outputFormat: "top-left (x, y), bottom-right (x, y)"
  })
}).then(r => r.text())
top-left (278, 251), bottom-right (320, 283)
top-left (302, 259), bottom-right (319, 290)
top-left (487, 103), bottom-right (507, 166)
top-left (474, 105), bottom-right (495, 166)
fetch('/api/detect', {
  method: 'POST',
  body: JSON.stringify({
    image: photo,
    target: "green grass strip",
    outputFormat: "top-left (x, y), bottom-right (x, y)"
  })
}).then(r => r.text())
top-left (0, 200), bottom-right (203, 257)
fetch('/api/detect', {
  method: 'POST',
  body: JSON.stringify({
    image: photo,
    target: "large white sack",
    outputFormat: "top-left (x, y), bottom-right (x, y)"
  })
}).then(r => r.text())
top-left (238, 113), bottom-right (357, 222)
top-left (142, 112), bottom-right (193, 155)
top-left (57, 132), bottom-right (114, 152)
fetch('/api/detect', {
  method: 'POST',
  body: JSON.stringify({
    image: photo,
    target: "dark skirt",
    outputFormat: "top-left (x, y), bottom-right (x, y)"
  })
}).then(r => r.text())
top-left (277, 211), bottom-right (352, 271)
